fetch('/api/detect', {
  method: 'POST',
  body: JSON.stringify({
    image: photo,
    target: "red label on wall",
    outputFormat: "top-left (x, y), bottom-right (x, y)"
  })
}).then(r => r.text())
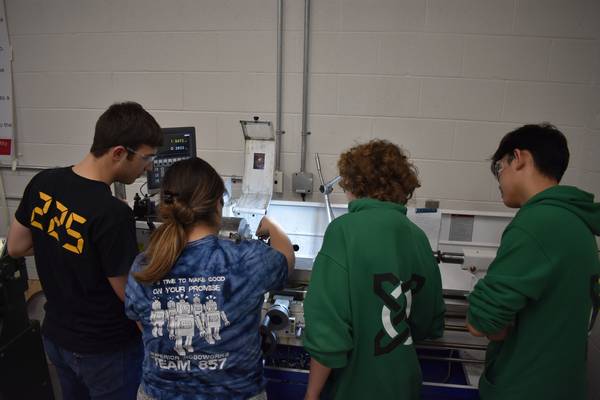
top-left (0, 138), bottom-right (11, 155)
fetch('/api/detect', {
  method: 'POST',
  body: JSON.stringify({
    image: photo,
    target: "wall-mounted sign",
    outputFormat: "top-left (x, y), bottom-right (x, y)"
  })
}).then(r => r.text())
top-left (0, 4), bottom-right (13, 164)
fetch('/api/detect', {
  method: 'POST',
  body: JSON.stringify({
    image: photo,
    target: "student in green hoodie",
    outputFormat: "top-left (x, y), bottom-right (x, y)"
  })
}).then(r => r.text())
top-left (303, 140), bottom-right (446, 400)
top-left (467, 123), bottom-right (600, 400)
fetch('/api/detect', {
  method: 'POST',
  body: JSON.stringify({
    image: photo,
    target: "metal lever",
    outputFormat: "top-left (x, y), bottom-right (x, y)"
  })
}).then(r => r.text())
top-left (315, 154), bottom-right (339, 223)
top-left (320, 175), bottom-right (341, 195)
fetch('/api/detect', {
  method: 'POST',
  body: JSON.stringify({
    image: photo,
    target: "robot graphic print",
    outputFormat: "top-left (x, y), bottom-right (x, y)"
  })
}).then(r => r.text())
top-left (149, 276), bottom-right (230, 356)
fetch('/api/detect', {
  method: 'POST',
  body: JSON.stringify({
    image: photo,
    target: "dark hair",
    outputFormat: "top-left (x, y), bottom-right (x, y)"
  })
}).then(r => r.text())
top-left (134, 157), bottom-right (226, 283)
top-left (90, 102), bottom-right (163, 157)
top-left (491, 123), bottom-right (569, 182)
top-left (338, 139), bottom-right (420, 204)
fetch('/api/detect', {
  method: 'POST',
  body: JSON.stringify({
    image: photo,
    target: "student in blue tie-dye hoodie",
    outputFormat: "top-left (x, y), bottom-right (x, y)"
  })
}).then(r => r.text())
top-left (125, 157), bottom-right (295, 400)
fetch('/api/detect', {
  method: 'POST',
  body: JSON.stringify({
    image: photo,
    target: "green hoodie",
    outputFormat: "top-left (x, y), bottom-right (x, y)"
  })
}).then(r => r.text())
top-left (303, 198), bottom-right (445, 400)
top-left (468, 185), bottom-right (600, 400)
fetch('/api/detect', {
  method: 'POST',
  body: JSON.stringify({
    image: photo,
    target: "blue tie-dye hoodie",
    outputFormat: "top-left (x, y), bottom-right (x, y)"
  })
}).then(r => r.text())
top-left (125, 235), bottom-right (287, 400)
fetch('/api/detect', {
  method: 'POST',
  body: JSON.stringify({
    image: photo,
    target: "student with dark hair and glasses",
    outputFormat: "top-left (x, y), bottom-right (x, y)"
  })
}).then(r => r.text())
top-left (7, 101), bottom-right (163, 400)
top-left (466, 123), bottom-right (600, 400)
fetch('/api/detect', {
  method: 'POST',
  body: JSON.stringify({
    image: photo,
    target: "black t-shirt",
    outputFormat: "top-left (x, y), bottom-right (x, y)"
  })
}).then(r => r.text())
top-left (15, 167), bottom-right (140, 353)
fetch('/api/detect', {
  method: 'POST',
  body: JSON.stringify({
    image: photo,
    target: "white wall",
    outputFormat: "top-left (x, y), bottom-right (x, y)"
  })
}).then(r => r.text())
top-left (1, 0), bottom-right (599, 226)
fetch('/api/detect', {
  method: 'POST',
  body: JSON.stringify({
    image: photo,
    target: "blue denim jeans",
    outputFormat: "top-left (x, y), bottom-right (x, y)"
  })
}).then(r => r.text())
top-left (43, 335), bottom-right (143, 400)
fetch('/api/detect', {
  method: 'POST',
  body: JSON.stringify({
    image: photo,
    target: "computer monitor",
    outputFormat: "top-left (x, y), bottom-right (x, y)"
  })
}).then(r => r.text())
top-left (147, 127), bottom-right (197, 194)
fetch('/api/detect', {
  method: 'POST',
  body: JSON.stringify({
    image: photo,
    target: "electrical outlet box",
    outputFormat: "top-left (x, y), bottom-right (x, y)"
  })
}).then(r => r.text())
top-left (273, 170), bottom-right (283, 193)
top-left (292, 172), bottom-right (313, 194)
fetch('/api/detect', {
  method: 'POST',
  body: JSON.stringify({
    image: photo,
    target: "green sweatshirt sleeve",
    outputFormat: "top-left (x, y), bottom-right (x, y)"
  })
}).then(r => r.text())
top-left (409, 253), bottom-right (446, 341)
top-left (468, 225), bottom-right (551, 335)
top-left (303, 252), bottom-right (353, 369)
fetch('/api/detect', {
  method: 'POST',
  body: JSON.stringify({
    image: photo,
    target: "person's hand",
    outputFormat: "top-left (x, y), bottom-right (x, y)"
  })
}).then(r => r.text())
top-left (487, 325), bottom-right (510, 341)
top-left (256, 216), bottom-right (272, 240)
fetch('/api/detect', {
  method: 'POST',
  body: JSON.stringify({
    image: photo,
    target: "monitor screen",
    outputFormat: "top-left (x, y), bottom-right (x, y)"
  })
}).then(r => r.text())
top-left (147, 127), bottom-right (197, 193)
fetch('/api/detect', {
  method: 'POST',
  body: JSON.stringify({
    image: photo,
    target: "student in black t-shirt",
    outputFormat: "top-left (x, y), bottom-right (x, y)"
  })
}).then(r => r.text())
top-left (7, 102), bottom-right (163, 400)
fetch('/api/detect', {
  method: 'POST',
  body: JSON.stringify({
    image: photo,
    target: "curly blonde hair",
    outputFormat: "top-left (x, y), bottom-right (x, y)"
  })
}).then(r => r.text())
top-left (338, 139), bottom-right (420, 204)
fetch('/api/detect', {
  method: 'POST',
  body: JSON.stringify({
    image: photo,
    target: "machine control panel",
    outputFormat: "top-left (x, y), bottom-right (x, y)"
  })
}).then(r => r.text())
top-left (147, 127), bottom-right (197, 194)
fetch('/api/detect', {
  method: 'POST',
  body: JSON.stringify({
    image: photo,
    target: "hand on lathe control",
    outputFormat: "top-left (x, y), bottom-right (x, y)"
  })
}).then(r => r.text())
top-left (255, 216), bottom-right (296, 275)
top-left (256, 216), bottom-right (275, 241)
top-left (257, 216), bottom-right (300, 252)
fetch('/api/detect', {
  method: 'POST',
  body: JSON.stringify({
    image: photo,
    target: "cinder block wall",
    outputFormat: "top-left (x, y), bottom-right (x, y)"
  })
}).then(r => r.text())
top-left (1, 1), bottom-right (599, 398)
top-left (2, 0), bottom-right (599, 213)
